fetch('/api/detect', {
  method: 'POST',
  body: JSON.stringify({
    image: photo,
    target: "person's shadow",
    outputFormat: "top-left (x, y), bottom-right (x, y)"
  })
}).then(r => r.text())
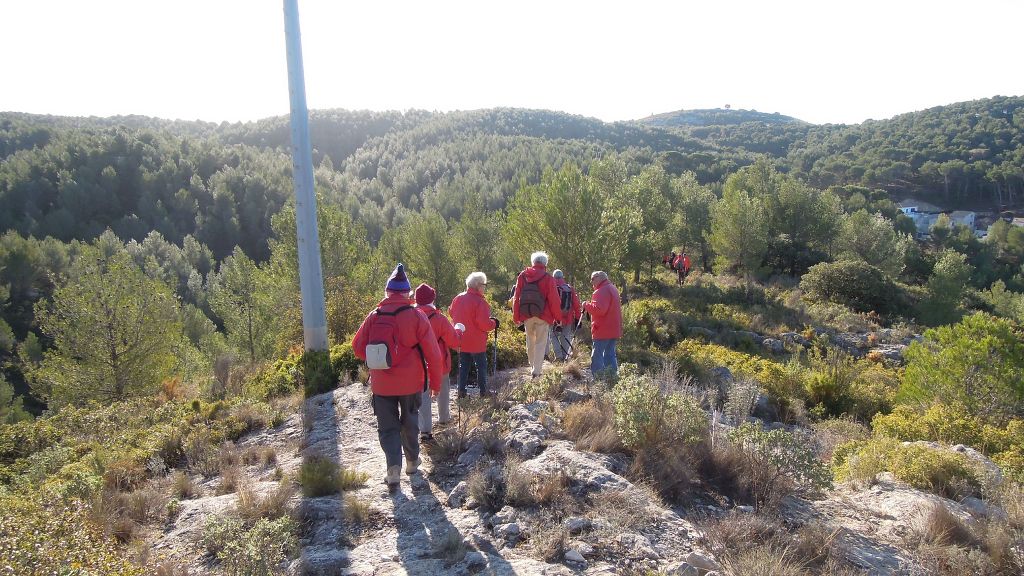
top-left (393, 475), bottom-right (517, 575)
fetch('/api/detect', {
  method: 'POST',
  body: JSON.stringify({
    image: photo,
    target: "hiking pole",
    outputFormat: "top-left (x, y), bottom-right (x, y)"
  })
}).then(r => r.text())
top-left (492, 322), bottom-right (499, 377)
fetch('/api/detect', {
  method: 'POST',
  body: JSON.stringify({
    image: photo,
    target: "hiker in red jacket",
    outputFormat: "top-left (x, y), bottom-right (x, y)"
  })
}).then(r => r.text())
top-left (551, 269), bottom-right (581, 361)
top-left (352, 263), bottom-right (443, 490)
top-left (512, 251), bottom-right (561, 378)
top-left (413, 283), bottom-right (463, 443)
top-left (672, 252), bottom-right (685, 285)
top-left (681, 252), bottom-right (692, 282)
top-left (449, 272), bottom-right (497, 398)
top-left (582, 271), bottom-right (622, 377)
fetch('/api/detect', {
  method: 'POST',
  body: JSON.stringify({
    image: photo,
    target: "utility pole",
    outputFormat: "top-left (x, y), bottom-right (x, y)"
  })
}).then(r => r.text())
top-left (283, 0), bottom-right (328, 351)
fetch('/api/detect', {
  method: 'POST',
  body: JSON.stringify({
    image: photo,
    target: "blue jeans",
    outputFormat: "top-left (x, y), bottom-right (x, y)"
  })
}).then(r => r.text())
top-left (457, 351), bottom-right (488, 396)
top-left (591, 338), bottom-right (618, 377)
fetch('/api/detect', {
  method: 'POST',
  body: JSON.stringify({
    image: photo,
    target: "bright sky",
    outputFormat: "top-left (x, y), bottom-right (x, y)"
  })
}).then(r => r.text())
top-left (2, 0), bottom-right (1022, 126)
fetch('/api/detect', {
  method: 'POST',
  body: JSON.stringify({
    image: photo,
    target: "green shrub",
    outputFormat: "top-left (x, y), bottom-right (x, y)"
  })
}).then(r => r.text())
top-left (898, 313), bottom-right (1024, 425)
top-left (611, 372), bottom-right (707, 450)
top-left (298, 456), bottom-right (341, 497)
top-left (329, 342), bottom-right (361, 383)
top-left (992, 447), bottom-right (1024, 484)
top-left (727, 423), bottom-right (832, 510)
top-left (202, 514), bottom-right (245, 556)
top-left (486, 330), bottom-right (528, 371)
top-left (621, 297), bottom-right (690, 350)
top-left (514, 372), bottom-right (564, 403)
top-left (242, 359), bottom-right (298, 401)
top-left (800, 260), bottom-right (902, 315)
top-left (872, 404), bottom-right (986, 449)
top-left (834, 438), bottom-right (982, 498)
top-left (0, 495), bottom-right (144, 575)
top-left (301, 350), bottom-right (338, 398)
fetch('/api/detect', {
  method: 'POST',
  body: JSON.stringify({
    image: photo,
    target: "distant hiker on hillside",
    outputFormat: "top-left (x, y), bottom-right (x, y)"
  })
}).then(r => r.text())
top-left (513, 251), bottom-right (561, 378)
top-left (682, 252), bottom-right (692, 281)
top-left (666, 251), bottom-right (677, 270)
top-left (449, 272), bottom-right (498, 398)
top-left (582, 271), bottom-right (622, 377)
top-left (551, 269), bottom-right (581, 361)
top-left (413, 283), bottom-right (462, 443)
top-left (352, 263), bottom-right (443, 491)
top-left (672, 251), bottom-right (690, 285)
top-left (662, 253), bottom-right (673, 269)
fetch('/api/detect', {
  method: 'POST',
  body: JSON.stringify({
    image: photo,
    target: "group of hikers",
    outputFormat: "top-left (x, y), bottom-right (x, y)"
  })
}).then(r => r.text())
top-left (350, 251), bottom-right (622, 490)
top-left (662, 249), bottom-right (693, 285)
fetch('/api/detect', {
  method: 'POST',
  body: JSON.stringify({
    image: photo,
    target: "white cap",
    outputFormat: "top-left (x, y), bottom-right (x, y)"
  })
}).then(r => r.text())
top-left (454, 323), bottom-right (466, 332)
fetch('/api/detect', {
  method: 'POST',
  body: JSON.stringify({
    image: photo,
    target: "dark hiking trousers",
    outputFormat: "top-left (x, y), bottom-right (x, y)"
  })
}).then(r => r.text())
top-left (371, 393), bottom-right (422, 468)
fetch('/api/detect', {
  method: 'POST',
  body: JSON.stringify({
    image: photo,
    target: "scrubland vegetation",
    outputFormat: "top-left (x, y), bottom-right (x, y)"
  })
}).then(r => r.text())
top-left (2, 99), bottom-right (1024, 573)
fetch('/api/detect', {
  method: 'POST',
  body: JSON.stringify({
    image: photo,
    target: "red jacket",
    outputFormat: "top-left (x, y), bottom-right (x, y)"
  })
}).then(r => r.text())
top-left (352, 294), bottom-right (443, 395)
top-left (554, 277), bottom-right (582, 327)
top-left (672, 254), bottom-right (683, 271)
top-left (583, 279), bottom-right (622, 340)
top-left (449, 288), bottom-right (495, 353)
top-left (416, 304), bottom-right (460, 373)
top-left (682, 255), bottom-right (692, 273)
top-left (512, 264), bottom-right (561, 325)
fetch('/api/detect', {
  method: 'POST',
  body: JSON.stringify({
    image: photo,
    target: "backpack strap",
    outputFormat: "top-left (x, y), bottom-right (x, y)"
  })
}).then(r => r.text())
top-left (426, 311), bottom-right (438, 320)
top-left (375, 304), bottom-right (414, 317)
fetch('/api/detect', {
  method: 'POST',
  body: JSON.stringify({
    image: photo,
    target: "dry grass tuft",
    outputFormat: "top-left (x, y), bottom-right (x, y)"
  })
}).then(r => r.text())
top-left (590, 488), bottom-right (658, 533)
top-left (529, 516), bottom-right (569, 563)
top-left (237, 480), bottom-right (295, 522)
top-left (337, 467), bottom-right (370, 491)
top-left (170, 470), bottom-right (199, 499)
top-left (915, 503), bottom-right (977, 548)
top-left (342, 493), bottom-right (371, 524)
top-left (628, 440), bottom-right (701, 504)
top-left (432, 528), bottom-right (468, 565)
top-left (216, 466), bottom-right (241, 495)
top-left (427, 427), bottom-right (468, 465)
top-left (562, 396), bottom-right (622, 453)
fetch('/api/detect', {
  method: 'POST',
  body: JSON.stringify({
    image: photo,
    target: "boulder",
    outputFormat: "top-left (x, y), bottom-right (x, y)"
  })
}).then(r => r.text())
top-left (761, 338), bottom-right (784, 354)
top-left (446, 481), bottom-right (468, 508)
top-left (684, 551), bottom-right (723, 572)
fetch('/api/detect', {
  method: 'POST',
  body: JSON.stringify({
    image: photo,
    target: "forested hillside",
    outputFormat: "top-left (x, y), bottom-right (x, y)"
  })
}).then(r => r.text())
top-left (1, 97), bottom-right (1023, 575)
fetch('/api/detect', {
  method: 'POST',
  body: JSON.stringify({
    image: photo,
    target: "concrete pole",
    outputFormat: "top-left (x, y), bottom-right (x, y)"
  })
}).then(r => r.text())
top-left (283, 0), bottom-right (328, 351)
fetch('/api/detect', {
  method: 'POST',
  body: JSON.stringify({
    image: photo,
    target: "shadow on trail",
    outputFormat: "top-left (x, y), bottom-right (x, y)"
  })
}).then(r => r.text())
top-left (295, 360), bottom-right (347, 575)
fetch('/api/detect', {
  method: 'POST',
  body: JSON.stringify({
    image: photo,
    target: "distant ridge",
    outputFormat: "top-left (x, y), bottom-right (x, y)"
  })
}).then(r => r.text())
top-left (637, 107), bottom-right (807, 127)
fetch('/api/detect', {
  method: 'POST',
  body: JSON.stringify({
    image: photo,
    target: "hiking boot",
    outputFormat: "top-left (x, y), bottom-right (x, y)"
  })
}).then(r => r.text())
top-left (419, 433), bottom-right (434, 444)
top-left (405, 457), bottom-right (421, 475)
top-left (385, 465), bottom-right (401, 491)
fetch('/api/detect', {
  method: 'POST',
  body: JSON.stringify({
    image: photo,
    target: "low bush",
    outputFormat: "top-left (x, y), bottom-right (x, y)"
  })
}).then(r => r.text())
top-left (611, 372), bottom-right (707, 450)
top-left (726, 423), bottom-right (832, 510)
top-left (300, 350), bottom-right (338, 398)
top-left (219, 517), bottom-right (297, 576)
top-left (800, 260), bottom-right (903, 315)
top-left (0, 495), bottom-right (144, 575)
top-left (329, 342), bottom-right (361, 383)
top-left (834, 438), bottom-right (983, 498)
top-left (202, 514), bottom-right (244, 556)
top-left (337, 467), bottom-right (369, 491)
top-left (621, 297), bottom-right (690, 350)
top-left (298, 456), bottom-right (341, 498)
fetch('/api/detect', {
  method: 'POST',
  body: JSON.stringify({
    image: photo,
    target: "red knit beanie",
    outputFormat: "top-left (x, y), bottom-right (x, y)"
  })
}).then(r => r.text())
top-left (414, 283), bottom-right (436, 306)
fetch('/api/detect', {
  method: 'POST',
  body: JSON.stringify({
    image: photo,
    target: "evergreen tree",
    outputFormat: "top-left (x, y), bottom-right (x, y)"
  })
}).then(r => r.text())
top-left (709, 183), bottom-right (769, 292)
top-left (209, 246), bottom-right (271, 362)
top-left (838, 210), bottom-right (911, 277)
top-left (32, 249), bottom-right (181, 407)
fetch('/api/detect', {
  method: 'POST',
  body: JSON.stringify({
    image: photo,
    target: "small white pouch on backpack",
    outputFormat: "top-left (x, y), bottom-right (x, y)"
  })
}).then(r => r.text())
top-left (365, 343), bottom-right (392, 370)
